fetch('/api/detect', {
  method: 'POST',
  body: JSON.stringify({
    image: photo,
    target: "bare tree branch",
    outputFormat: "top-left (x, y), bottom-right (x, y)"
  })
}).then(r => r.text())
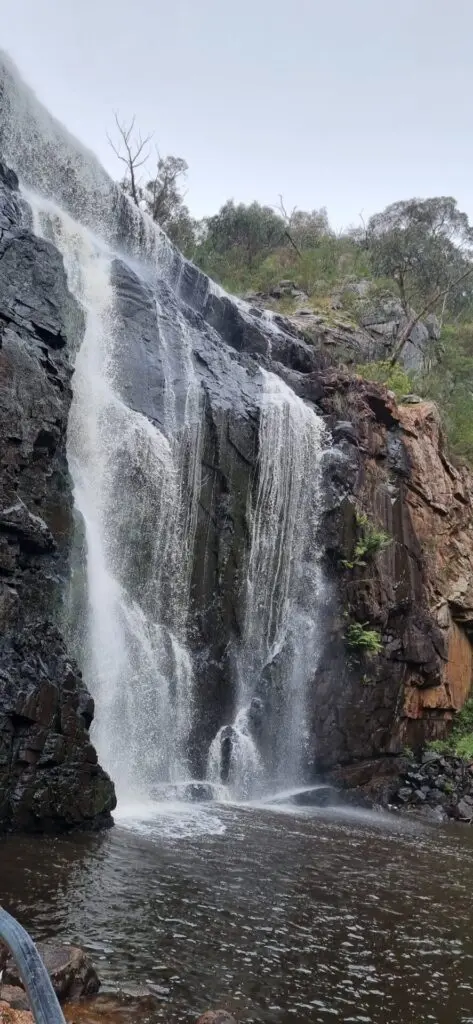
top-left (107, 113), bottom-right (152, 206)
top-left (275, 194), bottom-right (303, 258)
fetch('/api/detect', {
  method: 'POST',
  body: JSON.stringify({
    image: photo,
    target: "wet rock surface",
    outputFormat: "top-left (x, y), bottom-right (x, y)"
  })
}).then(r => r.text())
top-left (0, 162), bottom-right (115, 831)
top-left (1, 944), bottom-right (100, 1002)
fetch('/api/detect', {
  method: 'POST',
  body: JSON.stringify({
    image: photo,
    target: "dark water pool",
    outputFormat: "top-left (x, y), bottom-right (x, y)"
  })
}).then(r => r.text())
top-left (2, 800), bottom-right (473, 1023)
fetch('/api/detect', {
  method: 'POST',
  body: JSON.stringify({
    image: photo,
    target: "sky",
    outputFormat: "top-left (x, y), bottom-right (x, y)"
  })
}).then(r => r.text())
top-left (2, 0), bottom-right (473, 230)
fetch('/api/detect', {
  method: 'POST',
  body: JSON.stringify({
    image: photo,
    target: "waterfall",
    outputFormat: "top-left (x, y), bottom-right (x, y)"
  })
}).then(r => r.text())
top-left (1, 53), bottom-right (330, 808)
top-left (209, 370), bottom-right (328, 797)
top-left (23, 193), bottom-right (202, 800)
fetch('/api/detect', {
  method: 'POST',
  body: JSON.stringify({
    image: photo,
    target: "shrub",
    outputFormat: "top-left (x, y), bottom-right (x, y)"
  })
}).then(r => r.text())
top-left (427, 698), bottom-right (473, 759)
top-left (342, 510), bottom-right (391, 568)
top-left (345, 622), bottom-right (383, 657)
top-left (356, 360), bottom-right (414, 400)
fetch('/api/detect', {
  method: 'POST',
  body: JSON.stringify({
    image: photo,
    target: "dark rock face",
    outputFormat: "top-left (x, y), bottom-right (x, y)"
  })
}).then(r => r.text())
top-left (0, 162), bottom-right (115, 831)
top-left (360, 751), bottom-right (473, 822)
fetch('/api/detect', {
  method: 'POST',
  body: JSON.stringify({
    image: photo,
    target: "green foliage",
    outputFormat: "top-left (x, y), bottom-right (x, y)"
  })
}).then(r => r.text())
top-left (197, 200), bottom-right (287, 272)
top-left (420, 322), bottom-right (473, 460)
top-left (427, 739), bottom-right (450, 754)
top-left (455, 734), bottom-right (473, 759)
top-left (427, 698), bottom-right (473, 759)
top-left (192, 203), bottom-right (372, 302)
top-left (453, 697), bottom-right (473, 735)
top-left (345, 622), bottom-right (383, 657)
top-left (367, 197), bottom-right (473, 319)
top-left (356, 360), bottom-right (414, 400)
top-left (342, 509), bottom-right (391, 568)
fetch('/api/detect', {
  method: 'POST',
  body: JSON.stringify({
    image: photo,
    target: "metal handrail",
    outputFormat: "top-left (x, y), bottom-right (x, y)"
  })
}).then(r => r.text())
top-left (0, 908), bottom-right (66, 1024)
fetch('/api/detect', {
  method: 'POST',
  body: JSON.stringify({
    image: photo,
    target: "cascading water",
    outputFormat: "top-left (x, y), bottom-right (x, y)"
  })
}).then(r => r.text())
top-left (209, 370), bottom-right (328, 799)
top-left (1, 52), bottom-right (330, 812)
top-left (23, 193), bottom-right (202, 800)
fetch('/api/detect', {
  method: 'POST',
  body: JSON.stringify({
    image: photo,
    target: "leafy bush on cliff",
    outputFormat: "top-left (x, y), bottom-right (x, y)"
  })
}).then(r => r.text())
top-left (342, 510), bottom-right (391, 568)
top-left (345, 622), bottom-right (383, 657)
top-left (355, 361), bottom-right (414, 400)
top-left (367, 197), bottom-right (473, 325)
top-left (428, 698), bottom-right (473, 759)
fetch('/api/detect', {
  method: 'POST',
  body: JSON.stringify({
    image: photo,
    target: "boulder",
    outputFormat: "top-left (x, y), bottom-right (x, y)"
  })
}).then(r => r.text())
top-left (0, 990), bottom-right (29, 1012)
top-left (455, 799), bottom-right (473, 821)
top-left (2, 944), bottom-right (100, 1002)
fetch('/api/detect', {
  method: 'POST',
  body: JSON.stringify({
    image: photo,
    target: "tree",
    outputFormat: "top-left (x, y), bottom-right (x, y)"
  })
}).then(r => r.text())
top-left (367, 197), bottom-right (473, 365)
top-left (276, 197), bottom-right (332, 253)
top-left (143, 155), bottom-right (189, 228)
top-left (202, 200), bottom-right (287, 269)
top-left (108, 115), bottom-right (196, 252)
top-left (107, 113), bottom-right (151, 206)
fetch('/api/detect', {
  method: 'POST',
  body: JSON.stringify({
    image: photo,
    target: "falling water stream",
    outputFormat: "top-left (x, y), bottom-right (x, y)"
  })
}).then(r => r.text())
top-left (209, 371), bottom-right (327, 798)
top-left (25, 193), bottom-right (202, 800)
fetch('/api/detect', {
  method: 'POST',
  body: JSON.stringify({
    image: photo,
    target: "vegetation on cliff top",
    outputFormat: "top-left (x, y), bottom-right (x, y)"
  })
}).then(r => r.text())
top-left (110, 118), bottom-right (473, 462)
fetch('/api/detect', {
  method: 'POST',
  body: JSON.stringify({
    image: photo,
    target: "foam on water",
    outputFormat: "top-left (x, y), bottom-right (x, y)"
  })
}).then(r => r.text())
top-left (115, 800), bottom-right (227, 839)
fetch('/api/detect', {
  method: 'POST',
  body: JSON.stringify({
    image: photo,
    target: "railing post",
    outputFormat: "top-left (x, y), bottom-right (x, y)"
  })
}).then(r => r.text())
top-left (0, 908), bottom-right (66, 1024)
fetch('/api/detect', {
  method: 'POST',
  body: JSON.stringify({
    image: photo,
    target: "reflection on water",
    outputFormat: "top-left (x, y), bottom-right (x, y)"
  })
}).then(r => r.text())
top-left (2, 802), bottom-right (473, 1023)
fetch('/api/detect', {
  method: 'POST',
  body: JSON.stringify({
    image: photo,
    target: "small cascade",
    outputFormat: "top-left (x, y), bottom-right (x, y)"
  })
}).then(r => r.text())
top-left (210, 370), bottom-right (328, 798)
top-left (207, 703), bottom-right (264, 801)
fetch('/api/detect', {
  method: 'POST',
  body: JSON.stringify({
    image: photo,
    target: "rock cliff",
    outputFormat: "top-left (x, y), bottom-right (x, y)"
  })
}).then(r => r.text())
top-left (312, 378), bottom-right (473, 798)
top-left (0, 162), bottom-right (115, 831)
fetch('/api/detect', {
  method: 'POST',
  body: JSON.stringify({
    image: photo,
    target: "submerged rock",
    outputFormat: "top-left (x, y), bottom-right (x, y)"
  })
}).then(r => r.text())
top-left (183, 782), bottom-right (215, 802)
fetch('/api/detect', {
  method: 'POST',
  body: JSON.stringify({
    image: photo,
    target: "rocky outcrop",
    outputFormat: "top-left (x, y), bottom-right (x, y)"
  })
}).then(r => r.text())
top-left (242, 284), bottom-right (439, 373)
top-left (309, 377), bottom-right (473, 793)
top-left (390, 750), bottom-right (473, 821)
top-left (0, 162), bottom-right (115, 831)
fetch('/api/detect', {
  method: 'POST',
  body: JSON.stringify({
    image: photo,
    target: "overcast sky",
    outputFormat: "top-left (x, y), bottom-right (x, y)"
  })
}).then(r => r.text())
top-left (3, 0), bottom-right (473, 228)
